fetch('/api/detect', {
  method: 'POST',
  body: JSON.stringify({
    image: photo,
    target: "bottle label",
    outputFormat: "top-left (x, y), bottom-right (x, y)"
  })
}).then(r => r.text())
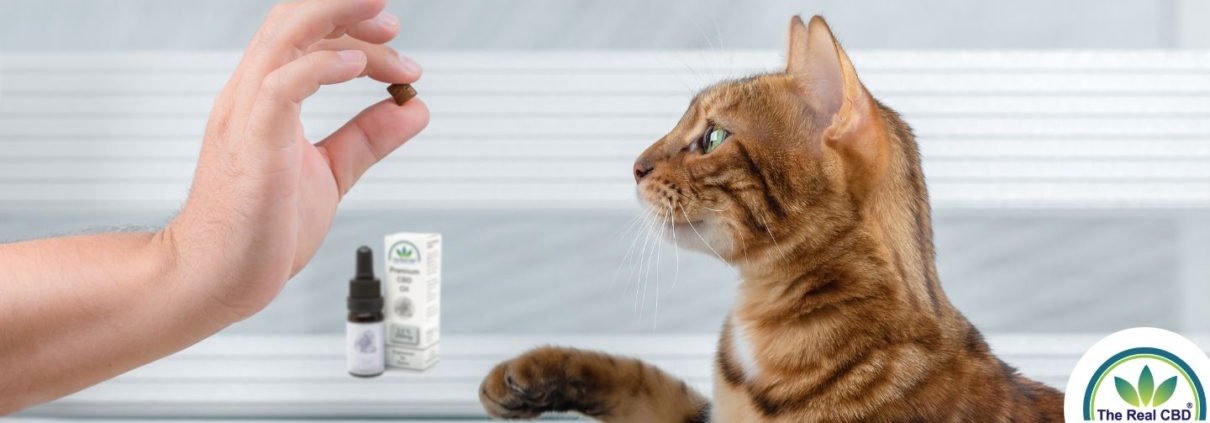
top-left (390, 322), bottom-right (421, 346)
top-left (347, 321), bottom-right (385, 376)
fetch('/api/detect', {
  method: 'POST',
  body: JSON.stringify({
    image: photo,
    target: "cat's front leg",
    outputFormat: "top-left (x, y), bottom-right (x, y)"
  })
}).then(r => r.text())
top-left (479, 346), bottom-right (710, 422)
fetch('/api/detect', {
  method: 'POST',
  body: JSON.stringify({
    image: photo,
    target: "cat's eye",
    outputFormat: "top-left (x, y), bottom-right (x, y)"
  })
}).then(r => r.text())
top-left (700, 125), bottom-right (730, 153)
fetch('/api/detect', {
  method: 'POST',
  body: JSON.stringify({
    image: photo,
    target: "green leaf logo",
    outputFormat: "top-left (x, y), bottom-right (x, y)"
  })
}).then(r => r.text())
top-left (1117, 376), bottom-right (1140, 407)
top-left (395, 248), bottom-right (413, 259)
top-left (1154, 376), bottom-right (1178, 407)
top-left (1139, 366), bottom-right (1154, 406)
top-left (1116, 365), bottom-right (1179, 408)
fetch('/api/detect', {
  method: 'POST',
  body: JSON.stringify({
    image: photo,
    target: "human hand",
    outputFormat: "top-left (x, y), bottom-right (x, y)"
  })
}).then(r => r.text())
top-left (164, 0), bottom-right (428, 321)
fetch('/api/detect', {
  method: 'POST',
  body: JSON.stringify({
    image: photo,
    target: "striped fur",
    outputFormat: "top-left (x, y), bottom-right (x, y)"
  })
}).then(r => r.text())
top-left (479, 15), bottom-right (1063, 422)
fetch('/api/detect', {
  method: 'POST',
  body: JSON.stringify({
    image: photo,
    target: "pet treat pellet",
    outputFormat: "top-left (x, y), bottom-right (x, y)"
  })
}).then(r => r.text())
top-left (387, 83), bottom-right (417, 105)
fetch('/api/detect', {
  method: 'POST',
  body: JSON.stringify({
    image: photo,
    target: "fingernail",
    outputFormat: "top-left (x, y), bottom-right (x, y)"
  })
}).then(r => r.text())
top-left (376, 12), bottom-right (399, 28)
top-left (339, 50), bottom-right (364, 62)
top-left (398, 54), bottom-right (422, 76)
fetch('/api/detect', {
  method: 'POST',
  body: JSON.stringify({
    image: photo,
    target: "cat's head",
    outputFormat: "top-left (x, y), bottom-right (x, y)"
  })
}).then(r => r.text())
top-left (635, 16), bottom-right (900, 265)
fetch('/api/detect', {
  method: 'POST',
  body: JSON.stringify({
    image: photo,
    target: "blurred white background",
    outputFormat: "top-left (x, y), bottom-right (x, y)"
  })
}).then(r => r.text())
top-left (1, 0), bottom-right (1208, 338)
top-left (2, 0), bottom-right (1209, 49)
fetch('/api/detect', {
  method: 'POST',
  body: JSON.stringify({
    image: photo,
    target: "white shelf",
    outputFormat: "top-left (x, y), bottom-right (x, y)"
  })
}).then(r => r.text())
top-left (18, 333), bottom-right (1191, 419)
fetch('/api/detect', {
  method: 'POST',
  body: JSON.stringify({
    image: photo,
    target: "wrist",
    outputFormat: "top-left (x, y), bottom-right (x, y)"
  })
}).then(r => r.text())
top-left (152, 223), bottom-right (246, 331)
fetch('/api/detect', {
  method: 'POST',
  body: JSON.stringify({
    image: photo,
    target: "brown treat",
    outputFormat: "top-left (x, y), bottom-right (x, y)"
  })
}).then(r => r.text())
top-left (387, 83), bottom-right (417, 105)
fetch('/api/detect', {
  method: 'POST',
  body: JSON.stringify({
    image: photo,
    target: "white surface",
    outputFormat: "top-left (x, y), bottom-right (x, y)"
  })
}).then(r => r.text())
top-left (0, 0), bottom-right (1180, 50)
top-left (1178, 220), bottom-right (1210, 333)
top-left (1177, 0), bottom-right (1210, 48)
top-left (2, 51), bottom-right (1210, 210)
top-left (17, 333), bottom-right (1163, 419)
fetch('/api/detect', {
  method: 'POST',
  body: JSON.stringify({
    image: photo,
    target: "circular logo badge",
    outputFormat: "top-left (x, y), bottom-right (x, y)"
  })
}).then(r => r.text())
top-left (394, 297), bottom-right (414, 319)
top-left (1065, 327), bottom-right (1210, 421)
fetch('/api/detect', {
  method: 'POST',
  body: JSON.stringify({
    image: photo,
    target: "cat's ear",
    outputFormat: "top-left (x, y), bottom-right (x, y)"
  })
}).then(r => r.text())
top-left (785, 15), bottom-right (845, 117)
top-left (785, 16), bottom-right (882, 170)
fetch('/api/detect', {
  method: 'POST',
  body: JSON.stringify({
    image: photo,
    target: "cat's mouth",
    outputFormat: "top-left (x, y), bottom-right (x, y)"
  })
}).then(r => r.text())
top-left (636, 197), bottom-right (736, 261)
top-left (662, 219), bottom-right (701, 234)
top-left (635, 180), bottom-right (733, 256)
top-left (661, 215), bottom-right (735, 260)
top-left (637, 181), bottom-right (698, 220)
top-left (639, 200), bottom-right (706, 230)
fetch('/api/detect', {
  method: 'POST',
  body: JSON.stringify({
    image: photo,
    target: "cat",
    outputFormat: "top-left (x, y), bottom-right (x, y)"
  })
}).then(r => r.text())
top-left (478, 16), bottom-right (1064, 422)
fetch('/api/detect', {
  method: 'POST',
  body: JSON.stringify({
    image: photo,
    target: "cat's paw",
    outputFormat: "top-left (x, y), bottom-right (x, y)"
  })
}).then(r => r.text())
top-left (479, 346), bottom-right (608, 420)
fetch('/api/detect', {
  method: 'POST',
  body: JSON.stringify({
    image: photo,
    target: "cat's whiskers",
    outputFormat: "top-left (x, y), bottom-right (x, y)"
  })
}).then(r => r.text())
top-left (630, 206), bottom-right (661, 312)
top-left (646, 207), bottom-right (667, 318)
top-left (703, 10), bottom-right (735, 81)
top-left (670, 17), bottom-right (713, 94)
top-left (654, 56), bottom-right (698, 97)
top-left (629, 205), bottom-right (658, 292)
top-left (673, 55), bottom-right (707, 94)
top-left (667, 203), bottom-right (682, 295)
top-left (679, 202), bottom-right (728, 264)
top-left (688, 12), bottom-right (716, 53)
top-left (672, 189), bottom-right (729, 213)
top-left (606, 210), bottom-right (652, 293)
top-left (613, 210), bottom-right (648, 242)
top-left (671, 191), bottom-right (746, 270)
top-left (638, 209), bottom-right (658, 315)
top-left (728, 219), bottom-right (751, 265)
top-left (686, 13), bottom-right (717, 89)
top-left (657, 21), bottom-right (707, 97)
top-left (647, 207), bottom-right (670, 330)
top-left (611, 205), bottom-right (658, 295)
top-left (756, 210), bottom-right (790, 264)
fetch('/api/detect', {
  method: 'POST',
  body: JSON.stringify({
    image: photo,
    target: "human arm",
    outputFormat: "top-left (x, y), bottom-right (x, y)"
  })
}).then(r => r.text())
top-left (0, 0), bottom-right (428, 413)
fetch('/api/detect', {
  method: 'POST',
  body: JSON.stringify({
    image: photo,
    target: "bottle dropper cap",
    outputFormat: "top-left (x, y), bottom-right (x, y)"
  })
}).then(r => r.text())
top-left (348, 246), bottom-right (384, 313)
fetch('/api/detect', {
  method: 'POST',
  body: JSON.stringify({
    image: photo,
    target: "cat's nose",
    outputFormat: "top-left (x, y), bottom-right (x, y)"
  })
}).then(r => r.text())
top-left (633, 161), bottom-right (654, 183)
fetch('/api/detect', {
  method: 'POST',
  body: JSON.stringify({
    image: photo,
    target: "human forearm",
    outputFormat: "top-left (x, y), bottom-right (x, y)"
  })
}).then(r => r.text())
top-left (0, 0), bottom-right (425, 414)
top-left (0, 230), bottom-right (233, 414)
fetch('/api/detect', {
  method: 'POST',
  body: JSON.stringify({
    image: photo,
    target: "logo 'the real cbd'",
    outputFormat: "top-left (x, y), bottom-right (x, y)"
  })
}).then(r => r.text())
top-left (1066, 328), bottom-right (1210, 421)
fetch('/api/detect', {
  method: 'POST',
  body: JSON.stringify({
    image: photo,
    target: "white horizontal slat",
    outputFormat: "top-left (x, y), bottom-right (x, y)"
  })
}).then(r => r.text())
top-left (0, 160), bottom-right (630, 182)
top-left (0, 116), bottom-right (686, 137)
top-left (6, 159), bottom-right (1210, 183)
top-left (883, 95), bottom-right (1210, 115)
top-left (931, 182), bottom-right (1210, 209)
top-left (2, 51), bottom-right (1209, 211)
top-left (5, 51), bottom-right (1210, 72)
top-left (0, 182), bottom-right (639, 207)
top-left (5, 181), bottom-right (1210, 212)
top-left (1, 116), bottom-right (1207, 138)
top-left (921, 139), bottom-right (1210, 159)
top-left (22, 333), bottom-right (1144, 419)
top-left (926, 160), bottom-right (1210, 180)
top-left (907, 117), bottom-right (1210, 137)
top-left (0, 139), bottom-right (644, 159)
top-left (2, 138), bottom-right (1209, 162)
top-left (3, 137), bottom-right (1210, 159)
top-left (5, 92), bottom-right (1210, 116)
top-left (0, 117), bottom-right (209, 137)
top-left (0, 141), bottom-right (204, 159)
top-left (3, 71), bottom-right (1209, 97)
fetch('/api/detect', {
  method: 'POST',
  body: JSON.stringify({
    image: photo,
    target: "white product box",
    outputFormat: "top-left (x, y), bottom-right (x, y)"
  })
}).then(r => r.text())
top-left (383, 232), bottom-right (441, 370)
top-left (388, 343), bottom-right (440, 370)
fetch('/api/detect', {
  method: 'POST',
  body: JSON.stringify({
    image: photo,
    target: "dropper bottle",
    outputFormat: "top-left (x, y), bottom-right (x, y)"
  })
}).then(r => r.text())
top-left (347, 246), bottom-right (385, 377)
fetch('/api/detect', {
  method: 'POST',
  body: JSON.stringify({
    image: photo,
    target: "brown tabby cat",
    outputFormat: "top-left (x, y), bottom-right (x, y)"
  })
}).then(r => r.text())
top-left (479, 16), bottom-right (1064, 422)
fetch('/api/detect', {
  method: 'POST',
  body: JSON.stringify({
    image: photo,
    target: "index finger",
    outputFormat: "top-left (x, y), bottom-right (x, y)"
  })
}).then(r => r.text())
top-left (244, 0), bottom-right (389, 81)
